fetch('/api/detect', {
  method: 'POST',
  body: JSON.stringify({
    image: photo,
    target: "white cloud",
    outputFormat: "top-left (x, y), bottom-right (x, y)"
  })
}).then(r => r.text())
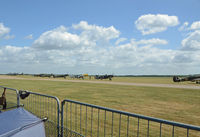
top-left (33, 22), bottom-right (120, 51)
top-left (173, 51), bottom-right (194, 63)
top-left (135, 14), bottom-right (179, 35)
top-left (181, 30), bottom-right (200, 51)
top-left (115, 38), bottom-right (127, 45)
top-left (25, 34), bottom-right (33, 39)
top-left (179, 22), bottom-right (189, 31)
top-left (190, 21), bottom-right (200, 30)
top-left (0, 45), bottom-right (34, 64)
top-left (32, 26), bottom-right (84, 50)
top-left (0, 23), bottom-right (14, 39)
top-left (131, 38), bottom-right (168, 46)
top-left (0, 23), bottom-right (10, 37)
top-left (73, 21), bottom-right (120, 41)
top-left (102, 41), bottom-right (177, 74)
top-left (1, 21), bottom-right (200, 75)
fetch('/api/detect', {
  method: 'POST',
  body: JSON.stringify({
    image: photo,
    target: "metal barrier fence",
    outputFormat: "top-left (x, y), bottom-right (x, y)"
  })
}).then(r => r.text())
top-left (0, 86), bottom-right (60, 137)
top-left (20, 91), bottom-right (60, 137)
top-left (61, 99), bottom-right (200, 137)
top-left (0, 86), bottom-right (19, 110)
top-left (1, 85), bottom-right (200, 137)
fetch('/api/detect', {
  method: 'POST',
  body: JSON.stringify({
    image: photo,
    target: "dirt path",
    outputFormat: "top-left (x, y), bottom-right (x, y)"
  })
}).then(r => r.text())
top-left (1, 75), bottom-right (200, 89)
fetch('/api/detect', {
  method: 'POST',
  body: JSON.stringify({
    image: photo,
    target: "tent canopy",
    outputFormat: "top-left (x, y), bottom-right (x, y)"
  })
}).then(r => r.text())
top-left (0, 107), bottom-right (46, 137)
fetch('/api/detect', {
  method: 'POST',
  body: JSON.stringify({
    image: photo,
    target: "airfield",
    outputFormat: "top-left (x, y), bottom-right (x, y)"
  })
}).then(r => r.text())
top-left (0, 75), bottom-right (200, 89)
top-left (0, 74), bottom-right (199, 129)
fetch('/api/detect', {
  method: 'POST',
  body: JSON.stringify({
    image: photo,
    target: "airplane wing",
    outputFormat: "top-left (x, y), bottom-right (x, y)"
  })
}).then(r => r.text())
top-left (193, 78), bottom-right (200, 81)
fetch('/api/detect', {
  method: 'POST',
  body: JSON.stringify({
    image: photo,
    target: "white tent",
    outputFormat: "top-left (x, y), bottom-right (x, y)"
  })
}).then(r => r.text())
top-left (0, 107), bottom-right (46, 137)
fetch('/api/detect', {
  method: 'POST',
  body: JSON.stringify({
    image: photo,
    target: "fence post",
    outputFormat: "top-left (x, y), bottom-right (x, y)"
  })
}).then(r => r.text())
top-left (61, 101), bottom-right (65, 137)
top-left (55, 97), bottom-right (60, 137)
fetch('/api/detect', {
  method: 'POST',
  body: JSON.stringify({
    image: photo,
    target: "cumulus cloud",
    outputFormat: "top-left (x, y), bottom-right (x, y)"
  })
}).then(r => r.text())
top-left (131, 38), bottom-right (168, 46)
top-left (190, 21), bottom-right (200, 30)
top-left (181, 30), bottom-right (200, 51)
top-left (73, 21), bottom-right (120, 41)
top-left (179, 22), bottom-right (189, 31)
top-left (33, 22), bottom-right (120, 51)
top-left (32, 26), bottom-right (84, 50)
top-left (115, 38), bottom-right (127, 45)
top-left (102, 41), bottom-right (178, 75)
top-left (0, 45), bottom-right (35, 65)
top-left (135, 14), bottom-right (179, 35)
top-left (1, 20), bottom-right (200, 74)
top-left (179, 21), bottom-right (200, 31)
top-left (173, 51), bottom-right (194, 63)
top-left (0, 23), bottom-right (14, 39)
top-left (0, 23), bottom-right (10, 37)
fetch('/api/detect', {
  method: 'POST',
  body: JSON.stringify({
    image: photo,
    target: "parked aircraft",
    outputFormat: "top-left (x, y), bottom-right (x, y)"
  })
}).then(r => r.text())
top-left (53, 74), bottom-right (68, 79)
top-left (34, 74), bottom-right (68, 78)
top-left (173, 75), bottom-right (200, 84)
top-left (94, 74), bottom-right (113, 80)
top-left (69, 74), bottom-right (84, 79)
top-left (34, 74), bottom-right (53, 78)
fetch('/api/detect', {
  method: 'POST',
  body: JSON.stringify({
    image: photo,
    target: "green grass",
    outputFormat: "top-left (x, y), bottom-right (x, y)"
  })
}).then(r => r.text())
top-left (0, 77), bottom-right (200, 136)
top-left (0, 77), bottom-right (199, 125)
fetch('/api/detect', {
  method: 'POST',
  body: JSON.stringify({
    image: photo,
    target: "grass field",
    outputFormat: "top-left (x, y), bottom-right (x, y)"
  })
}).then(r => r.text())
top-left (0, 76), bottom-right (199, 126)
top-left (0, 76), bottom-right (200, 137)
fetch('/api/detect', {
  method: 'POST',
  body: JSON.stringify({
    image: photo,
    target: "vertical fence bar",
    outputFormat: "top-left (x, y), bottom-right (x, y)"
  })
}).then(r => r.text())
top-left (91, 107), bottom-right (93, 137)
top-left (56, 98), bottom-right (60, 137)
top-left (80, 105), bottom-right (82, 134)
top-left (133, 117), bottom-right (134, 137)
top-left (160, 123), bottom-right (162, 137)
top-left (85, 106), bottom-right (88, 137)
top-left (127, 116), bottom-right (129, 137)
top-left (187, 128), bottom-right (189, 137)
top-left (111, 112), bottom-right (114, 137)
top-left (61, 101), bottom-right (64, 137)
top-left (147, 120), bottom-right (149, 137)
top-left (70, 102), bottom-right (72, 136)
top-left (97, 109), bottom-right (100, 137)
top-left (172, 126), bottom-right (174, 137)
top-left (66, 102), bottom-right (68, 135)
top-left (119, 114), bottom-right (121, 137)
top-left (39, 95), bottom-right (41, 118)
top-left (33, 94), bottom-right (35, 113)
top-left (104, 110), bottom-right (107, 137)
top-left (137, 118), bottom-right (140, 137)
top-left (75, 104), bottom-right (78, 131)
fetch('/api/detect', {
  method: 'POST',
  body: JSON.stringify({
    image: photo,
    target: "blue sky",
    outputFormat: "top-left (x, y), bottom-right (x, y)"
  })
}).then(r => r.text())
top-left (0, 0), bottom-right (200, 74)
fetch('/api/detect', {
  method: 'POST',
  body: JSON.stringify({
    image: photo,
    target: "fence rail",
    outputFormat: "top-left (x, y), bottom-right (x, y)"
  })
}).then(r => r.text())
top-left (1, 85), bottom-right (200, 137)
top-left (61, 99), bottom-right (200, 137)
top-left (20, 90), bottom-right (60, 137)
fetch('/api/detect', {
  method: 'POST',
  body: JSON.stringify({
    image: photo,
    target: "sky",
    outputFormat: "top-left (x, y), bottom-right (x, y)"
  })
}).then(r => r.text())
top-left (0, 0), bottom-right (200, 75)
